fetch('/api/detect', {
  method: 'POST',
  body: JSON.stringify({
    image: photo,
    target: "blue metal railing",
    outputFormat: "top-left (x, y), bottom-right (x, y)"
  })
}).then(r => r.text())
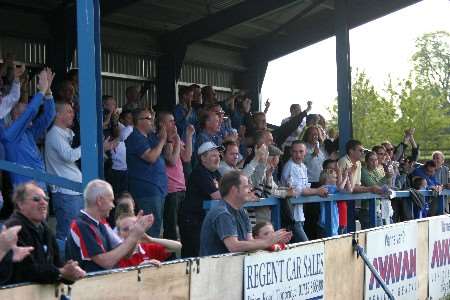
top-left (204, 189), bottom-right (450, 236)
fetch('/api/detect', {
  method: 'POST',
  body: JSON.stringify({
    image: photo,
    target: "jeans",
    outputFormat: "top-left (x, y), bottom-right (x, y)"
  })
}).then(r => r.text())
top-left (52, 192), bottom-right (84, 241)
top-left (163, 191), bottom-right (185, 240)
top-left (52, 192), bottom-right (84, 260)
top-left (291, 221), bottom-right (308, 243)
top-left (134, 195), bottom-right (165, 237)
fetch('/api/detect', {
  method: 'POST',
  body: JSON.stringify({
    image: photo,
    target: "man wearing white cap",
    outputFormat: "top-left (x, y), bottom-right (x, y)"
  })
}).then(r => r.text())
top-left (178, 141), bottom-right (222, 258)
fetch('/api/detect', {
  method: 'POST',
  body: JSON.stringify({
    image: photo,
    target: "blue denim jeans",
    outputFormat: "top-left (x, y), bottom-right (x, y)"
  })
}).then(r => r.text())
top-left (52, 192), bottom-right (84, 241)
top-left (134, 195), bottom-right (165, 237)
top-left (291, 221), bottom-right (309, 243)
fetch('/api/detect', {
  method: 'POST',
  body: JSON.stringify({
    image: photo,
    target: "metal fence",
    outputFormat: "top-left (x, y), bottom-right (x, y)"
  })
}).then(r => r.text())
top-left (205, 189), bottom-right (450, 236)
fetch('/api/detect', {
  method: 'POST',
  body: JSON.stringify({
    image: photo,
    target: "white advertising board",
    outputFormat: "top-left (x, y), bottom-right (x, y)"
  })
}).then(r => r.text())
top-left (364, 222), bottom-right (418, 300)
top-left (429, 216), bottom-right (450, 299)
top-left (244, 242), bottom-right (325, 300)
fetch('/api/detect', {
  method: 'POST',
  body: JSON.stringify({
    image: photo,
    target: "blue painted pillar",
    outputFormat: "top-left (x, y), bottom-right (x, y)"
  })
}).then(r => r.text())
top-left (76, 0), bottom-right (103, 187)
top-left (335, 0), bottom-right (355, 232)
top-left (335, 0), bottom-right (352, 154)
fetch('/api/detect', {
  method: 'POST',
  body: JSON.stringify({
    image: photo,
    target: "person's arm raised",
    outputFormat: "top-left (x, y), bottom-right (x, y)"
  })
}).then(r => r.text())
top-left (91, 212), bottom-right (153, 269)
top-left (181, 125), bottom-right (195, 163)
top-left (141, 127), bottom-right (167, 163)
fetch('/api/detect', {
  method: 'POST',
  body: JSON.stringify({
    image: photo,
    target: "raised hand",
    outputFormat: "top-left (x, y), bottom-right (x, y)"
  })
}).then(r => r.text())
top-left (270, 229), bottom-right (292, 245)
top-left (45, 67), bottom-right (55, 93)
top-left (14, 64), bottom-right (26, 79)
top-left (103, 136), bottom-right (119, 151)
top-left (186, 124), bottom-right (195, 137)
top-left (131, 210), bottom-right (154, 239)
top-left (255, 144), bottom-right (268, 162)
top-left (12, 245), bottom-right (34, 262)
top-left (0, 225), bottom-right (22, 252)
top-left (37, 69), bottom-right (49, 93)
top-left (159, 125), bottom-right (167, 143)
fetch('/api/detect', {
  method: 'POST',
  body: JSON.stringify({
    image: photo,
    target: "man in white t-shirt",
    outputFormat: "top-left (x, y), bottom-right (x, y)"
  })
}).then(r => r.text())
top-left (281, 140), bottom-right (328, 242)
top-left (110, 109), bottom-right (134, 196)
top-left (45, 101), bottom-right (82, 253)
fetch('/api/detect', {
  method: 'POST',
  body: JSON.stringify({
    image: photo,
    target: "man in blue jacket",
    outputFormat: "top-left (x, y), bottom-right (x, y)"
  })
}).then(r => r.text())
top-left (0, 68), bottom-right (56, 190)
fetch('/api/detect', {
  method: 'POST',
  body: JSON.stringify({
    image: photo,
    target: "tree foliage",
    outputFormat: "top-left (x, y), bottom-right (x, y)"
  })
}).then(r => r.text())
top-left (329, 31), bottom-right (450, 152)
top-left (412, 31), bottom-right (450, 99)
top-left (351, 71), bottom-right (398, 146)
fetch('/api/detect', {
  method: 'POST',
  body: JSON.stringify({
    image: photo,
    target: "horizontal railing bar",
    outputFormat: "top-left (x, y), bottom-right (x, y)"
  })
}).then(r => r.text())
top-left (0, 160), bottom-right (83, 193)
top-left (204, 189), bottom-right (450, 209)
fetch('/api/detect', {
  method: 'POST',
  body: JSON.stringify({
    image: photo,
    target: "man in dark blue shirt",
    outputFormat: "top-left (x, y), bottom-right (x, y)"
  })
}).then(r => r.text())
top-left (200, 171), bottom-right (292, 256)
top-left (125, 108), bottom-right (167, 237)
top-left (411, 160), bottom-right (441, 189)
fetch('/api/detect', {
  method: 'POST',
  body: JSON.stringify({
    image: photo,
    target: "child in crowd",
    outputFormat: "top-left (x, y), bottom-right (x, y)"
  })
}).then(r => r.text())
top-left (318, 161), bottom-right (353, 237)
top-left (109, 192), bottom-right (135, 227)
top-left (114, 192), bottom-right (182, 268)
top-left (116, 215), bottom-right (182, 268)
top-left (252, 222), bottom-right (287, 252)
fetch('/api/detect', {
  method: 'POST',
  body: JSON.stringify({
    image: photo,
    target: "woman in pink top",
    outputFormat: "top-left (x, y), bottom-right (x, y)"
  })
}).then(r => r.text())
top-left (158, 112), bottom-right (194, 240)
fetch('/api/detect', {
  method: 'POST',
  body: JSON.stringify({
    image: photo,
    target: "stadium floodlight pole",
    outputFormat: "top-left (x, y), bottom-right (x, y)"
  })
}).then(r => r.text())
top-left (352, 236), bottom-right (395, 300)
top-left (76, 0), bottom-right (104, 187)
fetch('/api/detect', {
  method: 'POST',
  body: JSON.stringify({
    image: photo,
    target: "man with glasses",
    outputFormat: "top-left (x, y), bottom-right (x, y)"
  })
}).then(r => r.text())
top-left (337, 140), bottom-right (383, 233)
top-left (126, 108), bottom-right (167, 237)
top-left (4, 182), bottom-right (85, 284)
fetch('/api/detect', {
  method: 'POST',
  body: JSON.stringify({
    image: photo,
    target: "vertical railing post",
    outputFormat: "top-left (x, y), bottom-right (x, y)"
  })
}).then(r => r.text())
top-left (369, 198), bottom-right (377, 228)
top-left (437, 195), bottom-right (445, 215)
top-left (76, 0), bottom-right (103, 188)
top-left (271, 197), bottom-right (281, 230)
top-left (324, 201), bottom-right (333, 237)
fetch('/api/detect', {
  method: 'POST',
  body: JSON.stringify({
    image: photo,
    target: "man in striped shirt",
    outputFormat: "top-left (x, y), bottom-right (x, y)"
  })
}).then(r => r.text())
top-left (66, 180), bottom-right (154, 272)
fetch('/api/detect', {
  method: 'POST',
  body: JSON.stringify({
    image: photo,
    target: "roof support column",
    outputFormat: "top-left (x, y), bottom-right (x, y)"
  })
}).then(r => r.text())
top-left (335, 0), bottom-right (354, 231)
top-left (46, 4), bottom-right (76, 88)
top-left (156, 48), bottom-right (186, 112)
top-left (244, 62), bottom-right (268, 112)
top-left (76, 0), bottom-right (103, 186)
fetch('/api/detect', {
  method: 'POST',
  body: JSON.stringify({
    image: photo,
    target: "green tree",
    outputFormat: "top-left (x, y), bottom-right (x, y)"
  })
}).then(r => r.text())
top-left (329, 31), bottom-right (450, 154)
top-left (394, 81), bottom-right (450, 153)
top-left (412, 31), bottom-right (450, 99)
top-left (329, 71), bottom-right (398, 147)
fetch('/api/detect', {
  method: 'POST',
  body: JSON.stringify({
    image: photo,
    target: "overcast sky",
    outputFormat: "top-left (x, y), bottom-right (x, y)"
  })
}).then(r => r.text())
top-left (262, 0), bottom-right (450, 125)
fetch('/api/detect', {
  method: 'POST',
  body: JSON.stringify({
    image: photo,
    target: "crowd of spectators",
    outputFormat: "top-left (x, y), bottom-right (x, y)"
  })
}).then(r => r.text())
top-left (0, 56), bottom-right (449, 286)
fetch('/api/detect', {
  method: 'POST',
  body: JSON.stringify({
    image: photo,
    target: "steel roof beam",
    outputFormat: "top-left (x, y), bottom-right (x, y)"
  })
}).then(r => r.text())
top-left (246, 0), bottom-right (421, 64)
top-left (101, 0), bottom-right (143, 17)
top-left (160, 0), bottom-right (302, 48)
